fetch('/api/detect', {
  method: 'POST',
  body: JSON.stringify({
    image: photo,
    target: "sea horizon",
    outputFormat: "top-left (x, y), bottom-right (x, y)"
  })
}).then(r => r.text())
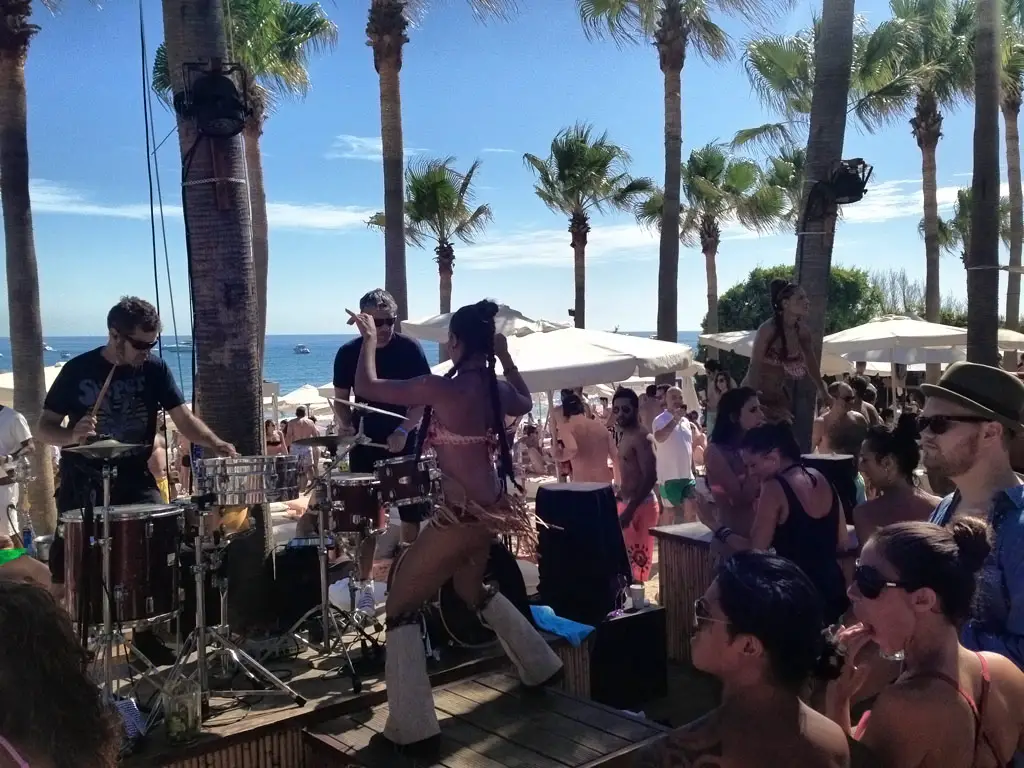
top-left (2, 331), bottom-right (702, 401)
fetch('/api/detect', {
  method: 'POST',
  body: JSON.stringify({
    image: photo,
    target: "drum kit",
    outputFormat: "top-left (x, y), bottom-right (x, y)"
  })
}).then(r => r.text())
top-left (55, 435), bottom-right (307, 731)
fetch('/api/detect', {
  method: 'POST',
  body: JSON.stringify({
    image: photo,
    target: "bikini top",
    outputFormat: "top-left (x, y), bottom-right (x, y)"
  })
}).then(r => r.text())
top-left (856, 652), bottom-right (1008, 767)
top-left (425, 416), bottom-right (496, 449)
top-left (764, 343), bottom-right (808, 379)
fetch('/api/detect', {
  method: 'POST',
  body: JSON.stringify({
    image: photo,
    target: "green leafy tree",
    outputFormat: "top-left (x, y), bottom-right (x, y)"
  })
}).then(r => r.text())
top-left (1001, 4), bottom-right (1024, 331)
top-left (636, 144), bottom-right (783, 352)
top-left (153, 0), bottom-right (338, 363)
top-left (367, 157), bottom-right (493, 353)
top-left (524, 123), bottom-right (653, 328)
top-left (706, 265), bottom-right (885, 381)
top-left (916, 187), bottom-right (1011, 267)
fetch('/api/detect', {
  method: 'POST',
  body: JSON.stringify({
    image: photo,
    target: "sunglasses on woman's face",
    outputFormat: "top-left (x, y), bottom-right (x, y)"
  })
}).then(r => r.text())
top-left (853, 562), bottom-right (914, 600)
top-left (916, 414), bottom-right (990, 435)
top-left (693, 596), bottom-right (729, 630)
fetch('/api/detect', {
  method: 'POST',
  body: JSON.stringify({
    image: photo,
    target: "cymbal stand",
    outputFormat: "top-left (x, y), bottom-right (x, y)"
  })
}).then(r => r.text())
top-left (155, 509), bottom-right (305, 725)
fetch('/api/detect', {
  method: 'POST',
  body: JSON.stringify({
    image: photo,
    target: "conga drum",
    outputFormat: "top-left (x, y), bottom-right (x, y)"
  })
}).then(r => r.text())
top-left (802, 453), bottom-right (858, 523)
top-left (652, 522), bottom-right (715, 663)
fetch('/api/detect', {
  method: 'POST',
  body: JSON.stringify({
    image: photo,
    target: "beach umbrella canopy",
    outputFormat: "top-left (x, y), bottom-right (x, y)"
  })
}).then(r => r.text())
top-left (279, 384), bottom-right (331, 415)
top-left (431, 327), bottom-right (694, 391)
top-left (700, 330), bottom-right (857, 376)
top-left (402, 304), bottom-right (569, 344)
top-left (0, 362), bottom-right (67, 408)
top-left (821, 315), bottom-right (966, 358)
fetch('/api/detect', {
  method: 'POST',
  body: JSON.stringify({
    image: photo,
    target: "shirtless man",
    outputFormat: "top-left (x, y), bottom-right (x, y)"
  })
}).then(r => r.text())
top-left (555, 392), bottom-right (619, 484)
top-left (176, 430), bottom-right (192, 495)
top-left (287, 406), bottom-right (319, 490)
top-left (850, 375), bottom-right (882, 426)
top-left (813, 381), bottom-right (868, 456)
top-left (613, 388), bottom-right (658, 584)
top-left (639, 385), bottom-right (662, 432)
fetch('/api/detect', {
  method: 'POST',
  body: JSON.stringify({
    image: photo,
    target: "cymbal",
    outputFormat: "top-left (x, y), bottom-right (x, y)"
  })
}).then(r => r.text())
top-left (64, 439), bottom-right (146, 461)
top-left (328, 398), bottom-right (404, 420)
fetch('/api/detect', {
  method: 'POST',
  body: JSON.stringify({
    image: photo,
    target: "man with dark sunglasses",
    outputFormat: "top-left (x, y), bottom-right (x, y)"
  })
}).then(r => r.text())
top-left (37, 296), bottom-right (236, 663)
top-left (922, 361), bottom-right (1024, 669)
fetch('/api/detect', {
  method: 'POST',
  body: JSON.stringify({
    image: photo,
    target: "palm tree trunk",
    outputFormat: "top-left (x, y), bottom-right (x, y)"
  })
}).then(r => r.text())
top-left (915, 94), bottom-right (943, 383)
top-left (791, 0), bottom-right (855, 450)
top-left (569, 212), bottom-right (590, 328)
top-left (243, 120), bottom-right (269, 369)
top-left (655, 2), bottom-right (684, 370)
top-left (967, 0), bottom-right (1001, 365)
top-left (0, 47), bottom-right (57, 534)
top-left (368, 0), bottom-right (409, 321)
top-left (703, 244), bottom-right (720, 359)
top-left (436, 241), bottom-right (454, 362)
top-left (162, 0), bottom-right (265, 629)
top-left (1003, 99), bottom-right (1023, 355)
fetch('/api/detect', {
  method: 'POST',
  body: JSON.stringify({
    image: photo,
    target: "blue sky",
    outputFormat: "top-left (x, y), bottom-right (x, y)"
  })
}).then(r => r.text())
top-left (1, 0), bottom-right (986, 336)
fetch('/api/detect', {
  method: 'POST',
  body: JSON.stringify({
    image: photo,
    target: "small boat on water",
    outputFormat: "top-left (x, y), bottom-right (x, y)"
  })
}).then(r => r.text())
top-left (60, 351), bottom-right (71, 360)
top-left (43, 344), bottom-right (54, 352)
top-left (294, 344), bottom-right (311, 355)
top-left (163, 340), bottom-right (194, 352)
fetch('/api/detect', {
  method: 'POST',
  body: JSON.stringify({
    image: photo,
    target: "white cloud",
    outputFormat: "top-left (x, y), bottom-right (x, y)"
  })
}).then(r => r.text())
top-left (19, 179), bottom-right (376, 231)
top-left (481, 147), bottom-right (517, 154)
top-left (456, 224), bottom-right (661, 270)
top-left (840, 178), bottom-right (1008, 224)
top-left (326, 134), bottom-right (426, 161)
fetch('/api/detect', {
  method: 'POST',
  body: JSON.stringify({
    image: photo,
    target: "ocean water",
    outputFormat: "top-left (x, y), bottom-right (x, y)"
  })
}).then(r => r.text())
top-left (0, 331), bottom-right (702, 401)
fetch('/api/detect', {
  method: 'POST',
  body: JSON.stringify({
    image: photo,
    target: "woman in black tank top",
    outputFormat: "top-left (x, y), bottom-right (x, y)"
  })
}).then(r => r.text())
top-left (709, 422), bottom-right (848, 623)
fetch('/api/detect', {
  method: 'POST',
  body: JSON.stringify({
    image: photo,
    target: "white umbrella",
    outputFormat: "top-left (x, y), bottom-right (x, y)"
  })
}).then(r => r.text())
top-left (0, 362), bottom-right (67, 408)
top-left (700, 330), bottom-right (857, 376)
top-left (822, 315), bottom-right (966, 355)
top-left (430, 327), bottom-right (694, 391)
top-left (279, 384), bottom-right (332, 418)
top-left (402, 305), bottom-right (569, 344)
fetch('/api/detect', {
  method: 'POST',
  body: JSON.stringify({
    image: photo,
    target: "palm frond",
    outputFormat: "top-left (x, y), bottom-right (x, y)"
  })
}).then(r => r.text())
top-left (635, 189), bottom-right (665, 230)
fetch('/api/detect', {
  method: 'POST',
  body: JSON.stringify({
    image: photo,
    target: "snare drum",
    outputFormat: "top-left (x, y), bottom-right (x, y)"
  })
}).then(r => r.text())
top-left (195, 455), bottom-right (299, 505)
top-left (62, 503), bottom-right (182, 628)
top-left (374, 455), bottom-right (441, 507)
top-left (329, 473), bottom-right (384, 532)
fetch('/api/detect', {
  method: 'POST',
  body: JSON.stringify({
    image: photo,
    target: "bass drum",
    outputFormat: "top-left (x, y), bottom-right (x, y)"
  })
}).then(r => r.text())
top-left (389, 539), bottom-right (534, 650)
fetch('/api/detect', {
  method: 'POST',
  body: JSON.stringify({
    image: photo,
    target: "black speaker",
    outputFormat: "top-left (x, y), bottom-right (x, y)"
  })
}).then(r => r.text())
top-left (266, 545), bottom-right (354, 633)
top-left (535, 482), bottom-right (631, 626)
top-left (590, 605), bottom-right (668, 710)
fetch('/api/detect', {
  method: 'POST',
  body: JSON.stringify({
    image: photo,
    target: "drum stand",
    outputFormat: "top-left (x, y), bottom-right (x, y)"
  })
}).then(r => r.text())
top-left (156, 511), bottom-right (305, 723)
top-left (284, 459), bottom-right (381, 693)
top-left (85, 463), bottom-right (163, 703)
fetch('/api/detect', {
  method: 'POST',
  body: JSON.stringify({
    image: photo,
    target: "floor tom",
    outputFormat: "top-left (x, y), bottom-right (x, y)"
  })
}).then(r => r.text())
top-left (62, 503), bottom-right (182, 628)
top-left (374, 455), bottom-right (441, 508)
top-left (329, 473), bottom-right (384, 533)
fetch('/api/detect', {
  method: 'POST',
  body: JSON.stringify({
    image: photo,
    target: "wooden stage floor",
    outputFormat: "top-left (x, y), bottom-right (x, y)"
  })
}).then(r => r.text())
top-left (305, 671), bottom-right (668, 767)
top-left (122, 630), bottom-right (602, 767)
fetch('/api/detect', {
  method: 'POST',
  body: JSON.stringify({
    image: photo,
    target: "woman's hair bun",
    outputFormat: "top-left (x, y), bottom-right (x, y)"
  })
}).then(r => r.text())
top-left (951, 517), bottom-right (992, 574)
top-left (769, 278), bottom-right (788, 301)
top-left (813, 629), bottom-right (844, 682)
top-left (475, 299), bottom-right (499, 321)
top-left (893, 412), bottom-right (920, 442)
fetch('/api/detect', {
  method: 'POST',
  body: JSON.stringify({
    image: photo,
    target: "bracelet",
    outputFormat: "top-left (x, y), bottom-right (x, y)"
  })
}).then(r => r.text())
top-left (713, 526), bottom-right (734, 544)
top-left (394, 426), bottom-right (408, 436)
top-left (503, 364), bottom-right (518, 373)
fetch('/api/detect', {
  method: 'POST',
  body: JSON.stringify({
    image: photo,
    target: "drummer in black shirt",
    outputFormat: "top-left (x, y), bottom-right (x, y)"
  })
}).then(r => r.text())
top-left (36, 296), bottom-right (236, 662)
top-left (333, 289), bottom-right (431, 546)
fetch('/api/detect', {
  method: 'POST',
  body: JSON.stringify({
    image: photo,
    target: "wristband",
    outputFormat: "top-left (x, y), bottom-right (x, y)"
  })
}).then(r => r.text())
top-left (713, 526), bottom-right (734, 544)
top-left (394, 426), bottom-right (408, 437)
top-left (503, 364), bottom-right (519, 373)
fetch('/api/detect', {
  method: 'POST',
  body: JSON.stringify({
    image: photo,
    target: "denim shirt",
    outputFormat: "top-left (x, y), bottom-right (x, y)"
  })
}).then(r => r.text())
top-left (930, 485), bottom-right (1024, 670)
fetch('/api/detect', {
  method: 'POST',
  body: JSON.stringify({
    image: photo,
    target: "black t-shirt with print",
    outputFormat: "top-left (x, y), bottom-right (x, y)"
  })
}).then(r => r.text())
top-left (333, 333), bottom-right (430, 443)
top-left (45, 347), bottom-right (186, 510)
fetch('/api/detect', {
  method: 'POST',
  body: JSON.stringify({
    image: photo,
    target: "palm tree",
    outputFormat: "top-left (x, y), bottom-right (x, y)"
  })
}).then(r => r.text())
top-left (154, 0), bottom-right (338, 366)
top-left (791, 0), bottom-right (857, 449)
top-left (161, 0), bottom-right (265, 626)
top-left (576, 0), bottom-right (750, 354)
top-left (524, 124), bottom-right (653, 328)
top-left (1001, 6), bottom-right (1024, 340)
top-left (367, 157), bottom-right (493, 350)
top-left (366, 0), bottom-right (516, 322)
top-left (969, 0), bottom-right (1002, 365)
top-left (918, 187), bottom-right (1011, 267)
top-left (860, 0), bottom-right (975, 338)
top-left (761, 146), bottom-right (806, 229)
top-left (0, 0), bottom-right (57, 532)
top-left (636, 144), bottom-right (783, 355)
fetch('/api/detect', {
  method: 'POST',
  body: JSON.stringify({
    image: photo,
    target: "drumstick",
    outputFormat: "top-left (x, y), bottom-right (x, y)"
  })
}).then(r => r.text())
top-left (91, 366), bottom-right (117, 421)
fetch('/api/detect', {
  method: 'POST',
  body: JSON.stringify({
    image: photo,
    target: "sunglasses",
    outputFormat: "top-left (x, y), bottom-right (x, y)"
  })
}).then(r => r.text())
top-left (374, 317), bottom-right (396, 328)
top-left (116, 331), bottom-right (158, 351)
top-left (853, 562), bottom-right (914, 600)
top-left (693, 597), bottom-right (729, 630)
top-left (916, 414), bottom-right (991, 435)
